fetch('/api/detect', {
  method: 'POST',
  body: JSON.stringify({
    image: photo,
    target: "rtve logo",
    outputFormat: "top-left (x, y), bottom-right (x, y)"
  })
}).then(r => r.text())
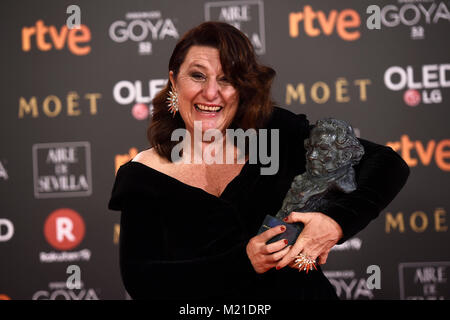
top-left (387, 135), bottom-right (450, 171)
top-left (44, 208), bottom-right (85, 251)
top-left (22, 20), bottom-right (91, 55)
top-left (289, 5), bottom-right (361, 41)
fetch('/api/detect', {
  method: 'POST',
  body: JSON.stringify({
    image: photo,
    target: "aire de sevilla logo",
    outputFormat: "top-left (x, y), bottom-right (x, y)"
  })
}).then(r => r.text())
top-left (44, 208), bottom-right (85, 251)
top-left (22, 20), bottom-right (91, 55)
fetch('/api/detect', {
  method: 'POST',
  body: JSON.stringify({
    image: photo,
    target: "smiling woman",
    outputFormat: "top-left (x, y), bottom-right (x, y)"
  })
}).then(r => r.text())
top-left (108, 21), bottom-right (409, 300)
top-left (149, 22), bottom-right (275, 161)
top-left (168, 45), bottom-right (239, 134)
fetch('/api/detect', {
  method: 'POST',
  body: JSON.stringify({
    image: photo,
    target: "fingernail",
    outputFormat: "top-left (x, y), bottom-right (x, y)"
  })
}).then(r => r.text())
top-left (280, 226), bottom-right (286, 232)
top-left (284, 239), bottom-right (288, 245)
top-left (283, 217), bottom-right (288, 222)
top-left (276, 266), bottom-right (281, 270)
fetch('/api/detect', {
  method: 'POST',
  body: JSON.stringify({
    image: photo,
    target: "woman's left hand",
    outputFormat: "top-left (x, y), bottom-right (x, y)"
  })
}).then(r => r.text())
top-left (275, 211), bottom-right (343, 270)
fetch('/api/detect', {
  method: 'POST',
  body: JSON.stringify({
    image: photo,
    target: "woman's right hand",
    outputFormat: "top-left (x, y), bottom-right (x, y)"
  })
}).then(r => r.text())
top-left (246, 225), bottom-right (291, 274)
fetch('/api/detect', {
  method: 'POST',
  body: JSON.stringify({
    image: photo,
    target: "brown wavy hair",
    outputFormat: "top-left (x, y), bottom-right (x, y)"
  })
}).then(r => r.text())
top-left (148, 21), bottom-right (276, 161)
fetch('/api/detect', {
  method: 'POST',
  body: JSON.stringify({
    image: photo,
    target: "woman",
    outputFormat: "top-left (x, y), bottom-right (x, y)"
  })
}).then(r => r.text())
top-left (108, 22), bottom-right (409, 300)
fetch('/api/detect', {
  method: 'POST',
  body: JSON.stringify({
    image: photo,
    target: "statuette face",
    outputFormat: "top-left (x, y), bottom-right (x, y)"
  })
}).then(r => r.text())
top-left (276, 118), bottom-right (364, 220)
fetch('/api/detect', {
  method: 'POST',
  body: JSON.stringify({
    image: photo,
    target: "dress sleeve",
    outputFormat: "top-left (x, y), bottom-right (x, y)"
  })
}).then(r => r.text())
top-left (313, 134), bottom-right (410, 244)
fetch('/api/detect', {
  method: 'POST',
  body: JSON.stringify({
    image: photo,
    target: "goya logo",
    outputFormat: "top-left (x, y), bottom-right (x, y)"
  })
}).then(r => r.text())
top-left (44, 208), bottom-right (85, 251)
top-left (367, 1), bottom-right (450, 40)
top-left (109, 11), bottom-right (179, 55)
top-left (22, 20), bottom-right (91, 55)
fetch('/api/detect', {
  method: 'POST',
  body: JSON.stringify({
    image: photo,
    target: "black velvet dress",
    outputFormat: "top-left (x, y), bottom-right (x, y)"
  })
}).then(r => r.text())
top-left (108, 107), bottom-right (410, 300)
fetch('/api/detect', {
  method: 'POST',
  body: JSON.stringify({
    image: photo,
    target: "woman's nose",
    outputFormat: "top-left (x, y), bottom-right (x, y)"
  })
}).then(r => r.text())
top-left (202, 79), bottom-right (219, 101)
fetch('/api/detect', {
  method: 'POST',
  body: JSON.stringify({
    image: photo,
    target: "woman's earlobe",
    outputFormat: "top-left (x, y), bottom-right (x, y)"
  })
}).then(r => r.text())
top-left (169, 71), bottom-right (176, 90)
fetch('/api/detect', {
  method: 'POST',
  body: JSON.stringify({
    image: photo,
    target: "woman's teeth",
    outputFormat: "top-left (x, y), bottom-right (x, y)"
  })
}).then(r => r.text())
top-left (195, 104), bottom-right (223, 112)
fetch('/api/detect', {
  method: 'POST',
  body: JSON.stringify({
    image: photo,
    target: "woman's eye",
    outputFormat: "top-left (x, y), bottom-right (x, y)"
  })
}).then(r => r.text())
top-left (191, 73), bottom-right (205, 80)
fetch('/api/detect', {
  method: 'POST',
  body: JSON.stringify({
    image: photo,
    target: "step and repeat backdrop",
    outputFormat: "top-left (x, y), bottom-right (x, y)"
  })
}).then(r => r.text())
top-left (0, 0), bottom-right (449, 300)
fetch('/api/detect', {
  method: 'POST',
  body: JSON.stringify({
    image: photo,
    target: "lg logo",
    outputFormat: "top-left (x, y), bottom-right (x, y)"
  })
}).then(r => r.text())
top-left (44, 208), bottom-right (85, 251)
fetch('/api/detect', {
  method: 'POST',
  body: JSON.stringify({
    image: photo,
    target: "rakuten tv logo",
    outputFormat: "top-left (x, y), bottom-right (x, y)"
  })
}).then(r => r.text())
top-left (44, 208), bottom-right (85, 251)
top-left (22, 20), bottom-right (91, 55)
top-left (289, 5), bottom-right (361, 41)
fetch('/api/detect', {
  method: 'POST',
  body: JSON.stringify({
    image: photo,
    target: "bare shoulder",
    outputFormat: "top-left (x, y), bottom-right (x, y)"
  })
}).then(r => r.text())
top-left (132, 148), bottom-right (170, 169)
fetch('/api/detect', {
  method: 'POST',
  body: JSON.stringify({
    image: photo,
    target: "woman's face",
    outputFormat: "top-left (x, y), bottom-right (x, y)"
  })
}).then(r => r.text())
top-left (169, 45), bottom-right (239, 135)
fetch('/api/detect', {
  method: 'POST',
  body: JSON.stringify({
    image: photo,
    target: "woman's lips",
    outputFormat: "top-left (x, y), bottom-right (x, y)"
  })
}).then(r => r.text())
top-left (194, 103), bottom-right (223, 115)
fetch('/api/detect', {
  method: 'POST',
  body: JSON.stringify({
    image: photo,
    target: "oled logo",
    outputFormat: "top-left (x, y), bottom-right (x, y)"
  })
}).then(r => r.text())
top-left (113, 79), bottom-right (166, 120)
top-left (0, 219), bottom-right (14, 242)
top-left (109, 11), bottom-right (179, 55)
top-left (44, 208), bottom-right (85, 251)
top-left (21, 20), bottom-right (91, 55)
top-left (384, 63), bottom-right (450, 106)
top-left (32, 142), bottom-right (92, 198)
top-left (399, 262), bottom-right (450, 299)
top-left (205, 0), bottom-right (266, 54)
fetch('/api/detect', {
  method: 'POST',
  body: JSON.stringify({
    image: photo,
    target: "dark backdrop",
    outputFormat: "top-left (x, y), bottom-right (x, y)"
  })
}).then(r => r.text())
top-left (0, 0), bottom-right (449, 300)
